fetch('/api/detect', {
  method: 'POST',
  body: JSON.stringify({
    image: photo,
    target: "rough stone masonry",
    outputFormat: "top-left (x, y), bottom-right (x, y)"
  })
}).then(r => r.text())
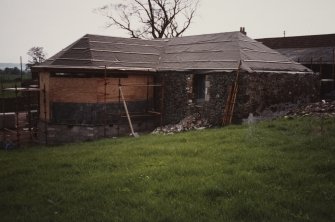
top-left (160, 71), bottom-right (319, 126)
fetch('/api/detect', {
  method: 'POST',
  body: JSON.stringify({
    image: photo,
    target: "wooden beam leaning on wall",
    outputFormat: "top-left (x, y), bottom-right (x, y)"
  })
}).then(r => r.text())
top-left (222, 61), bottom-right (242, 126)
top-left (119, 86), bottom-right (139, 138)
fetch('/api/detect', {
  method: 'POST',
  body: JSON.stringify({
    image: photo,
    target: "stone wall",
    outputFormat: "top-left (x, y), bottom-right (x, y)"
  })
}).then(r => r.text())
top-left (159, 73), bottom-right (189, 124)
top-left (161, 71), bottom-right (319, 126)
top-left (244, 72), bottom-right (320, 115)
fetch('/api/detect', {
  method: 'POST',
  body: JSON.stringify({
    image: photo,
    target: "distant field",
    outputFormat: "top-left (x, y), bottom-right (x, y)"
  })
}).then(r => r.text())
top-left (1, 74), bottom-right (32, 98)
top-left (0, 63), bottom-right (25, 70)
top-left (1, 73), bottom-right (32, 83)
top-left (0, 117), bottom-right (334, 222)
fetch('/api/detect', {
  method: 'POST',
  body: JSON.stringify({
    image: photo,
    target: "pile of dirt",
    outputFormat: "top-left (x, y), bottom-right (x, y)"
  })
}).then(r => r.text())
top-left (152, 114), bottom-right (210, 134)
top-left (287, 100), bottom-right (335, 117)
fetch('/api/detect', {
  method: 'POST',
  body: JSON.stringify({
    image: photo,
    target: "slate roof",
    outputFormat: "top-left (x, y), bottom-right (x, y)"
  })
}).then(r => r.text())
top-left (40, 34), bottom-right (165, 72)
top-left (34, 32), bottom-right (312, 74)
top-left (257, 34), bottom-right (335, 64)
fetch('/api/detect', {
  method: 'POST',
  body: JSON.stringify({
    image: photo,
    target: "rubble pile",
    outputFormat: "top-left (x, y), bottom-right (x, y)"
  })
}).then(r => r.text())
top-left (287, 100), bottom-right (335, 117)
top-left (258, 103), bottom-right (298, 119)
top-left (152, 113), bottom-right (210, 134)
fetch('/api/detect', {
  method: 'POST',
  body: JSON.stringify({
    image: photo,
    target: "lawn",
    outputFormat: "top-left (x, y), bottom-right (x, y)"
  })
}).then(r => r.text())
top-left (0, 117), bottom-right (334, 222)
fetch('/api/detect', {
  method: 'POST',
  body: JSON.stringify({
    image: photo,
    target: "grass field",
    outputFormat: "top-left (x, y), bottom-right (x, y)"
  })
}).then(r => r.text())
top-left (0, 117), bottom-right (334, 221)
top-left (0, 74), bottom-right (32, 98)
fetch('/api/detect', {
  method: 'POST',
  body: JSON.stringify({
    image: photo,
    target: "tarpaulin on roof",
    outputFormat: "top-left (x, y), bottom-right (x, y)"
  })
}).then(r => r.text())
top-left (34, 32), bottom-right (312, 74)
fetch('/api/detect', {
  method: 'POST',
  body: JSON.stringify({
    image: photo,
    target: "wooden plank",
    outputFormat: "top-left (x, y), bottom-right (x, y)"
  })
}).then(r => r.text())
top-left (222, 85), bottom-right (234, 125)
top-left (119, 86), bottom-right (138, 137)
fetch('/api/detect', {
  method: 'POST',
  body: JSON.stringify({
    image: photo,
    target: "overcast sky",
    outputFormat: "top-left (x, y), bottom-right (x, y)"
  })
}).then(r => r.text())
top-left (1, 0), bottom-right (335, 63)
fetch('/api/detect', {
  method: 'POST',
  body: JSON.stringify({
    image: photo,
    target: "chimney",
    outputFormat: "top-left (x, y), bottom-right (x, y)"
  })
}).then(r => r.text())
top-left (240, 27), bottom-right (247, 35)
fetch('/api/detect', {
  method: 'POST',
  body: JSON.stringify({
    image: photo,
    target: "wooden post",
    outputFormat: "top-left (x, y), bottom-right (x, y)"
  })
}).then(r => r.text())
top-left (146, 75), bottom-right (150, 130)
top-left (118, 78), bottom-right (121, 136)
top-left (320, 57), bottom-right (323, 78)
top-left (160, 76), bottom-right (165, 127)
top-left (20, 56), bottom-right (23, 84)
top-left (15, 84), bottom-right (20, 147)
top-left (1, 88), bottom-right (5, 144)
top-left (0, 67), bottom-right (3, 90)
top-left (333, 48), bottom-right (335, 89)
top-left (103, 66), bottom-right (107, 137)
top-left (43, 84), bottom-right (48, 145)
top-left (146, 75), bottom-right (150, 112)
top-left (28, 90), bottom-right (32, 140)
top-left (36, 77), bottom-right (40, 137)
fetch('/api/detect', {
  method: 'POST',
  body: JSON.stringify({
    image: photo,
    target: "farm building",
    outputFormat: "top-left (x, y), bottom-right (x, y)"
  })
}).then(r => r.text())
top-left (32, 31), bottom-right (319, 144)
top-left (257, 34), bottom-right (335, 97)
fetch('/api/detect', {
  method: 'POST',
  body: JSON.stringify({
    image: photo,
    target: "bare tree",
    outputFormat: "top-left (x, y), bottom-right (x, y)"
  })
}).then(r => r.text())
top-left (27, 46), bottom-right (46, 68)
top-left (96, 0), bottom-right (200, 39)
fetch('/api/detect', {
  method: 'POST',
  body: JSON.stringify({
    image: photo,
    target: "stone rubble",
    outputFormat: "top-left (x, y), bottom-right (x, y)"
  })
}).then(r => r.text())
top-left (286, 100), bottom-right (335, 118)
top-left (152, 113), bottom-right (211, 134)
top-left (153, 100), bottom-right (335, 135)
top-left (255, 100), bottom-right (335, 120)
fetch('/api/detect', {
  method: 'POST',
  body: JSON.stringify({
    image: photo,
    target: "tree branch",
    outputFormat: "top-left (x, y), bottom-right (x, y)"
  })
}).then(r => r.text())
top-left (96, 0), bottom-right (200, 39)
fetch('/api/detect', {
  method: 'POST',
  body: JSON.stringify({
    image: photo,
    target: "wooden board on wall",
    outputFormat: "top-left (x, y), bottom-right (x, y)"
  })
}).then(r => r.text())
top-left (97, 75), bottom-right (154, 103)
top-left (50, 77), bottom-right (98, 103)
top-left (97, 78), bottom-right (119, 102)
top-left (48, 75), bottom-right (154, 104)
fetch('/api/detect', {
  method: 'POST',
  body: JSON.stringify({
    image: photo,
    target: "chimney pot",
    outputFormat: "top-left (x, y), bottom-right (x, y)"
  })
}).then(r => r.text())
top-left (240, 27), bottom-right (247, 35)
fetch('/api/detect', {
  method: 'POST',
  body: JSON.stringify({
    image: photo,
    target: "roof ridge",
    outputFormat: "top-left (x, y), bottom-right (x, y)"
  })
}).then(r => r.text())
top-left (236, 32), bottom-right (253, 72)
top-left (85, 33), bottom-right (167, 42)
top-left (166, 31), bottom-right (241, 40)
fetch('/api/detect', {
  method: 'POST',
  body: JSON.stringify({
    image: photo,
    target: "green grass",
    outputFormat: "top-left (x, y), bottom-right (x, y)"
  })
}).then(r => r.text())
top-left (0, 73), bottom-right (32, 83)
top-left (0, 73), bottom-right (32, 97)
top-left (0, 117), bottom-right (335, 221)
top-left (1, 81), bottom-right (22, 98)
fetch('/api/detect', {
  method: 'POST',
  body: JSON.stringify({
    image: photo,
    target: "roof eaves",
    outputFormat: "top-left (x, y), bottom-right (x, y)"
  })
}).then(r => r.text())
top-left (32, 64), bottom-right (157, 72)
top-left (253, 70), bottom-right (315, 74)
